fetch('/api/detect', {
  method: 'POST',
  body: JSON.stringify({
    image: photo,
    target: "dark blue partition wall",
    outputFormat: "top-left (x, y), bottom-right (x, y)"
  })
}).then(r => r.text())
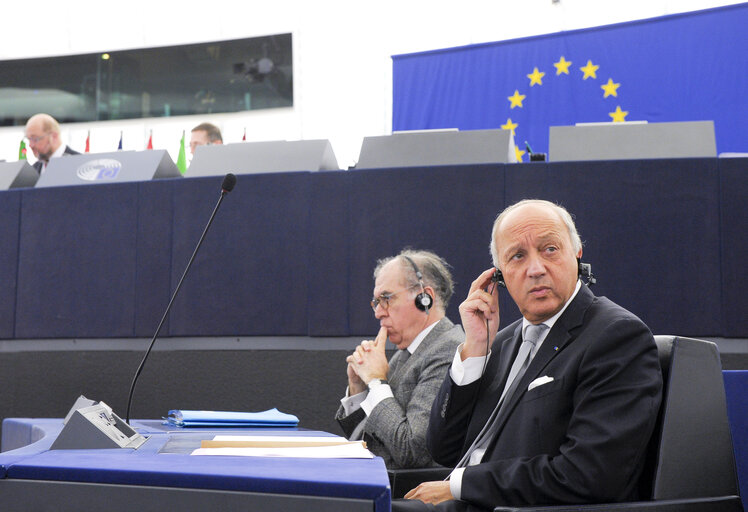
top-left (308, 171), bottom-right (352, 336)
top-left (505, 158), bottom-right (722, 336)
top-left (167, 173), bottom-right (313, 336)
top-left (347, 165), bottom-right (507, 334)
top-left (0, 191), bottom-right (21, 339)
top-left (134, 179), bottom-right (176, 337)
top-left (720, 158), bottom-right (748, 337)
top-left (15, 184), bottom-right (140, 338)
top-left (2, 158), bottom-right (745, 340)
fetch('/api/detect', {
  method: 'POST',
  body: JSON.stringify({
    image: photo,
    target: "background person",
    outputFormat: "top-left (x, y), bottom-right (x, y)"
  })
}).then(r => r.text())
top-left (336, 249), bottom-right (463, 469)
top-left (24, 114), bottom-right (79, 174)
top-left (189, 122), bottom-right (223, 155)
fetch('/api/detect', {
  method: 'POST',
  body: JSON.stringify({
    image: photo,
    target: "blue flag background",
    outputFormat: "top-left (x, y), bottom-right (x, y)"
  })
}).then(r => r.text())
top-left (393, 4), bottom-right (748, 160)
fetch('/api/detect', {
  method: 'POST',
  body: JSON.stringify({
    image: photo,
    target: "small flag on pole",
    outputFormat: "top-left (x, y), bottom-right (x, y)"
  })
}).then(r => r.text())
top-left (85, 131), bottom-right (90, 153)
top-left (117, 131), bottom-right (123, 150)
top-left (19, 139), bottom-right (27, 160)
top-left (176, 131), bottom-right (187, 174)
top-left (146, 130), bottom-right (153, 150)
top-left (242, 127), bottom-right (246, 141)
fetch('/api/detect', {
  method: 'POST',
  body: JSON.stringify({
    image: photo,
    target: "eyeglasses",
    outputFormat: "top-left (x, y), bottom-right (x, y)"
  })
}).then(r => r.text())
top-left (370, 284), bottom-right (417, 311)
top-left (26, 133), bottom-right (50, 144)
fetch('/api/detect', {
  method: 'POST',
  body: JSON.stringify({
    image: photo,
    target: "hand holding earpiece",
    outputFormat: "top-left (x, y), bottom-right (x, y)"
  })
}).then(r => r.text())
top-left (459, 267), bottom-right (501, 359)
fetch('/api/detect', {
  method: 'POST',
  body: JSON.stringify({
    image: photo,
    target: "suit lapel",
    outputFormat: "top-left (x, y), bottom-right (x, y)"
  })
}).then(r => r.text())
top-left (490, 285), bottom-right (595, 438)
top-left (463, 321), bottom-right (522, 446)
top-left (487, 323), bottom-right (524, 397)
top-left (387, 349), bottom-right (410, 387)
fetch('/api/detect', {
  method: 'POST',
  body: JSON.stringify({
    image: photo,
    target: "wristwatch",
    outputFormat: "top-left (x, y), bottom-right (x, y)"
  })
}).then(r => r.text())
top-left (368, 378), bottom-right (388, 389)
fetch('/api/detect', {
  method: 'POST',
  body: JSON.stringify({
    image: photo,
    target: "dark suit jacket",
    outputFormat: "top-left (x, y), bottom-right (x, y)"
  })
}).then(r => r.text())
top-left (33, 145), bottom-right (80, 174)
top-left (427, 285), bottom-right (662, 511)
top-left (336, 317), bottom-right (463, 468)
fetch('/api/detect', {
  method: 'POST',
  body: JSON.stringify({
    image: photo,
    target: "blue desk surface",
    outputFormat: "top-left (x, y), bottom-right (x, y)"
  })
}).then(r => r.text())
top-left (0, 418), bottom-right (391, 511)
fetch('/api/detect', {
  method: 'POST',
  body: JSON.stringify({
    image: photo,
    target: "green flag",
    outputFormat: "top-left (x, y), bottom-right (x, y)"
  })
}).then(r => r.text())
top-left (176, 131), bottom-right (187, 174)
top-left (19, 139), bottom-right (27, 160)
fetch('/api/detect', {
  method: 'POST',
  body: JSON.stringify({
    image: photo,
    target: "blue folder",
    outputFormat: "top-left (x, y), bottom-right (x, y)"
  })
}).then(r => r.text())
top-left (164, 408), bottom-right (299, 428)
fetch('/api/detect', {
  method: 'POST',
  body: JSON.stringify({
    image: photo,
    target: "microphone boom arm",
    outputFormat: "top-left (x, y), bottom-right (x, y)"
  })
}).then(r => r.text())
top-left (125, 175), bottom-right (235, 424)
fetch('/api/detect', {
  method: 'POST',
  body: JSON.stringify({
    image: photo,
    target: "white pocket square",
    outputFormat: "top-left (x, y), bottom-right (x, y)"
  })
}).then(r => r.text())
top-left (528, 375), bottom-right (554, 391)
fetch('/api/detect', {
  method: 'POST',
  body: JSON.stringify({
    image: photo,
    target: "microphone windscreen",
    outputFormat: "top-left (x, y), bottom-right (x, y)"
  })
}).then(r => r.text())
top-left (222, 173), bottom-right (237, 192)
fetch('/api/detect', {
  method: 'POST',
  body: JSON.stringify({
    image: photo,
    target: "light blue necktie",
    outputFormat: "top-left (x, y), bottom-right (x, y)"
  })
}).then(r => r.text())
top-left (454, 323), bottom-right (548, 468)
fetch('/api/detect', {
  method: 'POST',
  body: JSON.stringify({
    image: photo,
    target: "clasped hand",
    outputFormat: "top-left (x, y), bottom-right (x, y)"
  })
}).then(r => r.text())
top-left (346, 325), bottom-right (389, 395)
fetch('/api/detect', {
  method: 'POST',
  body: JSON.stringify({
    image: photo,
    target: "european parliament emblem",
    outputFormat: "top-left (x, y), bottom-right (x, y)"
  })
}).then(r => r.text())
top-left (392, 5), bottom-right (748, 157)
top-left (500, 56), bottom-right (628, 162)
top-left (76, 159), bottom-right (122, 181)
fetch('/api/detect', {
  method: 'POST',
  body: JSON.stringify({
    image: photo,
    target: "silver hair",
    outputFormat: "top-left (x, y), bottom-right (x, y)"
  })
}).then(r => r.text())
top-left (373, 249), bottom-right (454, 310)
top-left (489, 199), bottom-right (583, 268)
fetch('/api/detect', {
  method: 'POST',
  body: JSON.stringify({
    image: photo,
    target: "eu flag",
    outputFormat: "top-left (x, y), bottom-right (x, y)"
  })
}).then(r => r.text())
top-left (392, 4), bottom-right (748, 159)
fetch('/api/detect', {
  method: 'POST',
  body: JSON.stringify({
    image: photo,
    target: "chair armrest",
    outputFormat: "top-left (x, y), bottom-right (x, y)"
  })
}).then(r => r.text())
top-left (493, 495), bottom-right (743, 512)
top-left (387, 466), bottom-right (452, 499)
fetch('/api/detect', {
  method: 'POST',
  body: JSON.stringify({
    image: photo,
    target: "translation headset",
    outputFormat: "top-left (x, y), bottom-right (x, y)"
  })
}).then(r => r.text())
top-left (491, 258), bottom-right (596, 287)
top-left (402, 255), bottom-right (433, 313)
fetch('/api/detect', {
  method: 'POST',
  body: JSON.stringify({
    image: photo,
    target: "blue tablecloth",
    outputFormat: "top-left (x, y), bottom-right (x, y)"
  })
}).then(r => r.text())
top-left (0, 418), bottom-right (390, 511)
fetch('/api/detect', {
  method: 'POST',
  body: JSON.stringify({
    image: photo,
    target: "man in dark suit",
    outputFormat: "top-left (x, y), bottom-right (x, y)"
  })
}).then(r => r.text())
top-left (336, 250), bottom-right (463, 469)
top-left (396, 200), bottom-right (662, 510)
top-left (24, 113), bottom-right (80, 175)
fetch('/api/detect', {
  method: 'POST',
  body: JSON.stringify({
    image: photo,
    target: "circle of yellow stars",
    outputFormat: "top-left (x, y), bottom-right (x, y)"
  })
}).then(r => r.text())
top-left (502, 56), bottom-right (628, 161)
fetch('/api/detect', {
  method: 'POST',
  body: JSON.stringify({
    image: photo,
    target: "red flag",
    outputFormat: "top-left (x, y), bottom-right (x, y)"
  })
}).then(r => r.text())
top-left (146, 130), bottom-right (153, 150)
top-left (242, 128), bottom-right (246, 141)
top-left (85, 131), bottom-right (90, 153)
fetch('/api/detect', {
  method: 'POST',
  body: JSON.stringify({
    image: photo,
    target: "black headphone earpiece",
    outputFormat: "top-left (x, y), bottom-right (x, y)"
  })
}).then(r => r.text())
top-left (491, 268), bottom-right (506, 288)
top-left (491, 262), bottom-right (595, 288)
top-left (577, 258), bottom-right (596, 287)
top-left (402, 255), bottom-right (433, 313)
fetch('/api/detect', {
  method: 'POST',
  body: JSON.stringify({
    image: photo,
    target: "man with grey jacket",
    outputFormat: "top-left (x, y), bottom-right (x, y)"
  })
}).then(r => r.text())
top-left (336, 249), bottom-right (463, 469)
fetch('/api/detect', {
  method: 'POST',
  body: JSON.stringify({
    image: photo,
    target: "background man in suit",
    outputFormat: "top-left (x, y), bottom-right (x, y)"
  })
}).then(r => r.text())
top-left (24, 113), bottom-right (79, 174)
top-left (336, 249), bottom-right (464, 469)
top-left (189, 122), bottom-right (223, 155)
top-left (398, 199), bottom-right (662, 510)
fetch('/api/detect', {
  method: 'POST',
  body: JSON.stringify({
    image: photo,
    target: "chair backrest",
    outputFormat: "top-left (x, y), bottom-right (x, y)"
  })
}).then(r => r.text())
top-left (642, 335), bottom-right (740, 500)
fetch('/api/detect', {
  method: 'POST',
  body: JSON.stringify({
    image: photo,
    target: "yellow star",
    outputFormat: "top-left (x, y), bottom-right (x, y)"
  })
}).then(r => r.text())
top-left (609, 106), bottom-right (629, 123)
top-left (514, 145), bottom-right (526, 162)
top-left (501, 118), bottom-right (518, 135)
top-left (527, 67), bottom-right (545, 86)
top-left (508, 90), bottom-right (526, 109)
top-left (553, 56), bottom-right (572, 75)
top-left (580, 60), bottom-right (599, 80)
top-left (601, 78), bottom-right (620, 98)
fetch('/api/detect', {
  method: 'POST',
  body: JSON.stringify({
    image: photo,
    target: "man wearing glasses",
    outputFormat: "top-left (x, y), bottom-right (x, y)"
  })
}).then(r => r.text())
top-left (24, 114), bottom-right (80, 175)
top-left (189, 122), bottom-right (223, 155)
top-left (336, 249), bottom-right (463, 469)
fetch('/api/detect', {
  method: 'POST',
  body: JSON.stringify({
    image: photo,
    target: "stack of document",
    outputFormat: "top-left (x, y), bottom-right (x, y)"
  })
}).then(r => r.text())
top-left (164, 408), bottom-right (299, 428)
top-left (192, 435), bottom-right (373, 459)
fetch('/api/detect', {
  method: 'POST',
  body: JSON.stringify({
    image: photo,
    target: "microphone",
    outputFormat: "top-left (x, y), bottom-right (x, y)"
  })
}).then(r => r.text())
top-left (125, 173), bottom-right (237, 424)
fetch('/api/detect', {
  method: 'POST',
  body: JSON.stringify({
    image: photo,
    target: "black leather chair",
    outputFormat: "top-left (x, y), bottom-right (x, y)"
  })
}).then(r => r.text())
top-left (493, 335), bottom-right (743, 511)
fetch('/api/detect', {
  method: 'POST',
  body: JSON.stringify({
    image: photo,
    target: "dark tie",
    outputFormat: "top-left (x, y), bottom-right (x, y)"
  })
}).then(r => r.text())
top-left (454, 323), bottom-right (548, 468)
